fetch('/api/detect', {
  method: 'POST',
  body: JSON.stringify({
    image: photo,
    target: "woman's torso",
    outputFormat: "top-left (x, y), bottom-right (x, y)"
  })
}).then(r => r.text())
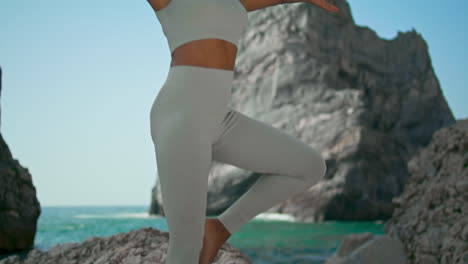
top-left (147, 0), bottom-right (243, 71)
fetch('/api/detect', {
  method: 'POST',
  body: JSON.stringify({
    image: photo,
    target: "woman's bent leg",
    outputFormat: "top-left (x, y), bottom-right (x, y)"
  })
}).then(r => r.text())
top-left (212, 110), bottom-right (327, 235)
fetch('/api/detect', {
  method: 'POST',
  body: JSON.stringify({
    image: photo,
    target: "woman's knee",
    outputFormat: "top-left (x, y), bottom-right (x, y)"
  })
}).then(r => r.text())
top-left (301, 148), bottom-right (327, 186)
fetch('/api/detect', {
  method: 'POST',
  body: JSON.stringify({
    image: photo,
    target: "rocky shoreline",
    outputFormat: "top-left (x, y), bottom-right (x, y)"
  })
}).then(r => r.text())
top-left (0, 228), bottom-right (252, 264)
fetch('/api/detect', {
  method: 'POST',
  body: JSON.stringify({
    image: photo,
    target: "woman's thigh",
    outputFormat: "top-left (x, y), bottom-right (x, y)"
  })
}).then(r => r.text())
top-left (211, 109), bottom-right (324, 181)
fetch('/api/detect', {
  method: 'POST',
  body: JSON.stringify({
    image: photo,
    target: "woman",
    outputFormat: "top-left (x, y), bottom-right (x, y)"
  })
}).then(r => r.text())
top-left (146, 0), bottom-right (339, 263)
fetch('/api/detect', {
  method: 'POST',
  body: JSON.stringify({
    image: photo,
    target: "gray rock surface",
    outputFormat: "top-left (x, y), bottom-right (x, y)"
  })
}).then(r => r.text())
top-left (0, 227), bottom-right (252, 264)
top-left (149, 0), bottom-right (455, 223)
top-left (384, 118), bottom-right (468, 264)
top-left (0, 66), bottom-right (41, 254)
top-left (325, 232), bottom-right (407, 264)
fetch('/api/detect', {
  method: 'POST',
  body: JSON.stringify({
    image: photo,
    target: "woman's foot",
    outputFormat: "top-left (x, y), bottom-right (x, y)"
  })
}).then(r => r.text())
top-left (198, 218), bottom-right (232, 264)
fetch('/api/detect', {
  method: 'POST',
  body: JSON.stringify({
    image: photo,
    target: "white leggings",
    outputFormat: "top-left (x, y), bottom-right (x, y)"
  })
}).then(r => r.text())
top-left (149, 65), bottom-right (327, 264)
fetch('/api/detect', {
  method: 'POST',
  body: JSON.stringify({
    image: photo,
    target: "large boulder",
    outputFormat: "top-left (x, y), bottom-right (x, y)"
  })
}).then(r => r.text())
top-left (149, 0), bottom-right (455, 223)
top-left (325, 232), bottom-right (407, 264)
top-left (384, 118), bottom-right (468, 264)
top-left (0, 67), bottom-right (41, 254)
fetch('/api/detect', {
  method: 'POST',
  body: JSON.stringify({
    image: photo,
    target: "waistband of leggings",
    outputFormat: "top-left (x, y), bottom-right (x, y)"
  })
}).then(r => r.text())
top-left (165, 65), bottom-right (235, 87)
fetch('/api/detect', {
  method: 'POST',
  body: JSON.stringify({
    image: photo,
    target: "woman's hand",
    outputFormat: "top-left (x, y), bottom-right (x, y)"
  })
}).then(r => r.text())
top-left (308, 0), bottom-right (339, 13)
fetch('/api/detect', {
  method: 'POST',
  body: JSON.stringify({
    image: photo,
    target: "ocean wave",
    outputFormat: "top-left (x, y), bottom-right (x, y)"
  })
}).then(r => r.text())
top-left (74, 212), bottom-right (163, 219)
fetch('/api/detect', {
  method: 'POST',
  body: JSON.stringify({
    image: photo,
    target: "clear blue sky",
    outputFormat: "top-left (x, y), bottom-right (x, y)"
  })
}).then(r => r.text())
top-left (1, 0), bottom-right (466, 206)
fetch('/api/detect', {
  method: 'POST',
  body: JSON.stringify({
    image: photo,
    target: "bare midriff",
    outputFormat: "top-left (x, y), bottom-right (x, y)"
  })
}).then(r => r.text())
top-left (147, 0), bottom-right (239, 72)
top-left (169, 39), bottom-right (238, 71)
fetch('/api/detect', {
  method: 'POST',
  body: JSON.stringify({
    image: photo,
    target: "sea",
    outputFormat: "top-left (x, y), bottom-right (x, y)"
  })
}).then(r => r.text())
top-left (4, 206), bottom-right (385, 264)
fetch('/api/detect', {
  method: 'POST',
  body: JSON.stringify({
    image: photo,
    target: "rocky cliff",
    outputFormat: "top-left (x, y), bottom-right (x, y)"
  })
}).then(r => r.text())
top-left (149, 0), bottom-right (455, 223)
top-left (0, 67), bottom-right (41, 254)
top-left (325, 119), bottom-right (467, 264)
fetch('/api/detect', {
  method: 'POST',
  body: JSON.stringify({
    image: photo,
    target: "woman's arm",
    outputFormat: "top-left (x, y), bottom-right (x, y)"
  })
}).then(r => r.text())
top-left (240, 0), bottom-right (339, 13)
top-left (283, 0), bottom-right (339, 13)
top-left (239, 0), bottom-right (284, 12)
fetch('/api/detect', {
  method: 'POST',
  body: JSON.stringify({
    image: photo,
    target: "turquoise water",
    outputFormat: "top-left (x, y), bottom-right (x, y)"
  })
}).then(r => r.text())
top-left (29, 206), bottom-right (384, 263)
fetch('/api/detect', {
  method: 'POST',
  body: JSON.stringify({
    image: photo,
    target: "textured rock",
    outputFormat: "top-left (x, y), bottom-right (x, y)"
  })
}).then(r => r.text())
top-left (325, 233), bottom-right (407, 264)
top-left (149, 0), bottom-right (455, 224)
top-left (0, 227), bottom-right (252, 264)
top-left (384, 119), bottom-right (468, 264)
top-left (0, 66), bottom-right (41, 254)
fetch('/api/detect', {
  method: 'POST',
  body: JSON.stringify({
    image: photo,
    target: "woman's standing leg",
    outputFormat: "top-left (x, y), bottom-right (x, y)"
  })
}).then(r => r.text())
top-left (151, 111), bottom-right (212, 263)
top-left (212, 109), bottom-right (327, 235)
top-left (149, 66), bottom-right (235, 264)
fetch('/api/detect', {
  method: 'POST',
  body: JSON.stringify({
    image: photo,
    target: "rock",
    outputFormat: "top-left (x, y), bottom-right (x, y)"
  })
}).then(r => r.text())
top-left (0, 66), bottom-right (41, 254)
top-left (0, 227), bottom-right (252, 264)
top-left (334, 232), bottom-right (374, 257)
top-left (149, 0), bottom-right (455, 224)
top-left (325, 233), bottom-right (407, 264)
top-left (384, 119), bottom-right (468, 264)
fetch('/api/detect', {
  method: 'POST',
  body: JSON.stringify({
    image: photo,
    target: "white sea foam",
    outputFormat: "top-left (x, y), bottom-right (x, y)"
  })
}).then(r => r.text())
top-left (74, 212), bottom-right (163, 219)
top-left (253, 212), bottom-right (297, 222)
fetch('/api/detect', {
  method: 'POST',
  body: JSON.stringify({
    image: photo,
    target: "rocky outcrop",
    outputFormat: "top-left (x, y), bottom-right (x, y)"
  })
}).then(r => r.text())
top-left (384, 118), bottom-right (468, 264)
top-left (326, 119), bottom-right (467, 264)
top-left (0, 227), bottom-right (252, 264)
top-left (0, 67), bottom-right (41, 254)
top-left (149, 0), bottom-right (455, 222)
top-left (325, 232), bottom-right (407, 264)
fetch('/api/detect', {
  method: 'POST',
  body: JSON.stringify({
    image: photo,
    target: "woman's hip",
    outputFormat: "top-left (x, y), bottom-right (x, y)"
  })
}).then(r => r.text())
top-left (149, 65), bottom-right (235, 142)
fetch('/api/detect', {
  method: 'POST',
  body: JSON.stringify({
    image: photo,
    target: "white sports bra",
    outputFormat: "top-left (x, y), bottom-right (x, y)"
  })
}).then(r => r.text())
top-left (155, 0), bottom-right (248, 54)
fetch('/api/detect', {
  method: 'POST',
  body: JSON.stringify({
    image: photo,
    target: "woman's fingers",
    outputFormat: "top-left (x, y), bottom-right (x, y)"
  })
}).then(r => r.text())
top-left (309, 0), bottom-right (339, 13)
